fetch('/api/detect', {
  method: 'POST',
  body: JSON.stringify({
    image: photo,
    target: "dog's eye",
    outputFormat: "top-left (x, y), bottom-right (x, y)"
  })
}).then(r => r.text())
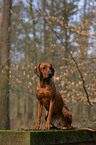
top-left (43, 67), bottom-right (46, 70)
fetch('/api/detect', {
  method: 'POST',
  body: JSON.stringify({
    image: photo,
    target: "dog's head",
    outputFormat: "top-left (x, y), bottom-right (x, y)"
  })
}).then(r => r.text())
top-left (34, 63), bottom-right (55, 79)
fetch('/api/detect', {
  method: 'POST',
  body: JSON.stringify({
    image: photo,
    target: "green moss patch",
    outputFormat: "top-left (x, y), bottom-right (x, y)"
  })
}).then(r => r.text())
top-left (0, 129), bottom-right (96, 145)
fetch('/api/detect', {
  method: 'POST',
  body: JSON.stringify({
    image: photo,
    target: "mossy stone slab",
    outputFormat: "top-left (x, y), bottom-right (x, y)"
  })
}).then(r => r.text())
top-left (0, 130), bottom-right (30, 145)
top-left (0, 129), bottom-right (96, 145)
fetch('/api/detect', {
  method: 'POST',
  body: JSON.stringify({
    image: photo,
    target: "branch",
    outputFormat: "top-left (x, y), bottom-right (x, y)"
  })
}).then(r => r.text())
top-left (35, 8), bottom-right (93, 106)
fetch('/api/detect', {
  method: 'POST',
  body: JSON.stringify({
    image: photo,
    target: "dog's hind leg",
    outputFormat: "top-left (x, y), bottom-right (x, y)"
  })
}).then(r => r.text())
top-left (61, 106), bottom-right (72, 129)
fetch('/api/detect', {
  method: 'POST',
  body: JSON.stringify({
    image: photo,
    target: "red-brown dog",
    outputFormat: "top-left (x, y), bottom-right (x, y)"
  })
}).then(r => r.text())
top-left (33, 63), bottom-right (72, 130)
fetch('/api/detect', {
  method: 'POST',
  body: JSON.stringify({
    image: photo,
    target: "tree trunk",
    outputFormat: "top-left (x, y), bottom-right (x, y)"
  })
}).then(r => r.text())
top-left (43, 0), bottom-right (47, 61)
top-left (0, 4), bottom-right (3, 64)
top-left (50, 0), bottom-right (54, 64)
top-left (0, 0), bottom-right (12, 129)
top-left (25, 19), bottom-right (30, 65)
top-left (62, 1), bottom-right (69, 93)
top-left (63, 0), bottom-right (69, 66)
top-left (30, 0), bottom-right (37, 123)
top-left (30, 0), bottom-right (37, 65)
top-left (38, 22), bottom-right (42, 62)
top-left (83, 0), bottom-right (86, 23)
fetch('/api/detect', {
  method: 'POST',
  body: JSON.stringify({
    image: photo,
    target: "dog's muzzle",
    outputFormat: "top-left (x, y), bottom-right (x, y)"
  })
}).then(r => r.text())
top-left (48, 72), bottom-right (52, 76)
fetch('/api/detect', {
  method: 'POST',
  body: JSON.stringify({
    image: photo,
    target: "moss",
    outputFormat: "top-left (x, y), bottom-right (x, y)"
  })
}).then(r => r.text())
top-left (30, 129), bottom-right (96, 145)
top-left (0, 130), bottom-right (30, 145)
top-left (0, 129), bottom-right (96, 145)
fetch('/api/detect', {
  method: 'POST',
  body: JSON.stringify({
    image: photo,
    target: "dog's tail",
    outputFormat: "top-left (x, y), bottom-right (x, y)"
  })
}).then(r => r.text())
top-left (71, 126), bottom-right (96, 132)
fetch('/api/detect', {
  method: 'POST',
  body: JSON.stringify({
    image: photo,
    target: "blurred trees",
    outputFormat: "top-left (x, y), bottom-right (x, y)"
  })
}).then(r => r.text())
top-left (0, 0), bottom-right (96, 129)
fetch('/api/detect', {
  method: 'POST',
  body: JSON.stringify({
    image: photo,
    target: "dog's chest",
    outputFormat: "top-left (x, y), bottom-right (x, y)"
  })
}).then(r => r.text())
top-left (36, 81), bottom-right (56, 100)
top-left (36, 85), bottom-right (55, 110)
top-left (36, 86), bottom-right (53, 100)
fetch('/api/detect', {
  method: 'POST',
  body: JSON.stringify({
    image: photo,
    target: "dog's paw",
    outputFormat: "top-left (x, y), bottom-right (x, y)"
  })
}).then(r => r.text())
top-left (44, 124), bottom-right (50, 130)
top-left (33, 125), bottom-right (39, 130)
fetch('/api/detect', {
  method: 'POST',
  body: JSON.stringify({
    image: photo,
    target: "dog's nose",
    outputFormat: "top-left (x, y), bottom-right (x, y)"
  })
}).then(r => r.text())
top-left (48, 72), bottom-right (52, 75)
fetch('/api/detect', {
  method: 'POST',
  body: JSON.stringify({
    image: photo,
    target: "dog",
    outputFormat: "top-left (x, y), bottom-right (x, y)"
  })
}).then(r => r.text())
top-left (33, 63), bottom-right (72, 130)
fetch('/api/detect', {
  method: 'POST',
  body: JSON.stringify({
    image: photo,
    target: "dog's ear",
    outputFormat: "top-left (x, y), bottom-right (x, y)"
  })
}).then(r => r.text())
top-left (34, 64), bottom-right (41, 77)
top-left (50, 64), bottom-right (55, 76)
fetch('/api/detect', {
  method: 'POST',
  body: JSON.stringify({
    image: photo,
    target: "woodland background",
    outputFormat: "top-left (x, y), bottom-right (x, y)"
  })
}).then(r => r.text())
top-left (0, 0), bottom-right (96, 130)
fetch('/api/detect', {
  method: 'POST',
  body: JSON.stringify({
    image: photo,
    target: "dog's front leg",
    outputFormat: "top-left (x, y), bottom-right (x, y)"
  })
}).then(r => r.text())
top-left (44, 99), bottom-right (54, 130)
top-left (33, 100), bottom-right (43, 130)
